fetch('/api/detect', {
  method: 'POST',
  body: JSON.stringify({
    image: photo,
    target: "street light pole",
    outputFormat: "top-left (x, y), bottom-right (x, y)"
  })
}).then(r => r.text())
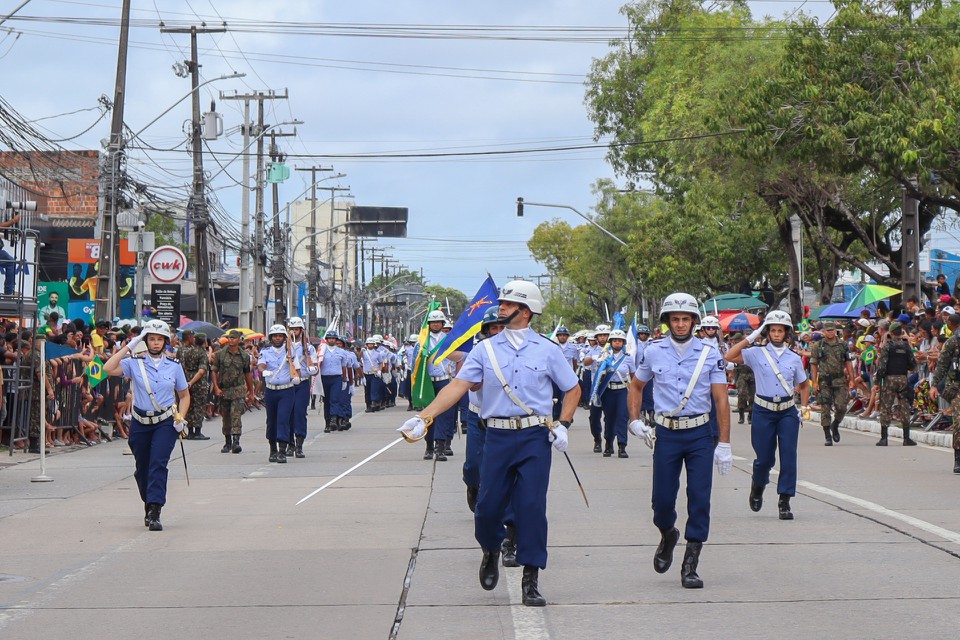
top-left (516, 197), bottom-right (627, 246)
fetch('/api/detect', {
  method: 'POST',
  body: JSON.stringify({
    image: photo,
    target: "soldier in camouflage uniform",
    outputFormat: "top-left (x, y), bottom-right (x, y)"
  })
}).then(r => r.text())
top-left (931, 320), bottom-right (960, 471)
top-left (178, 331), bottom-right (210, 440)
top-left (732, 333), bottom-right (755, 425)
top-left (211, 329), bottom-right (256, 454)
top-left (809, 320), bottom-right (855, 446)
top-left (26, 332), bottom-right (43, 453)
top-left (875, 321), bottom-right (917, 447)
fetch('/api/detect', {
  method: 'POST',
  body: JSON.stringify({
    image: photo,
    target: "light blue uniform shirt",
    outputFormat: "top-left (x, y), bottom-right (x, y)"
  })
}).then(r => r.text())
top-left (120, 354), bottom-right (188, 412)
top-left (361, 347), bottom-right (382, 374)
top-left (604, 349), bottom-right (637, 383)
top-left (295, 343), bottom-right (316, 378)
top-left (633, 339), bottom-right (649, 369)
top-left (457, 330), bottom-right (579, 419)
top-left (345, 350), bottom-right (359, 370)
top-left (319, 345), bottom-right (345, 375)
top-left (414, 332), bottom-right (449, 378)
top-left (636, 338), bottom-right (727, 416)
top-left (258, 345), bottom-right (296, 386)
top-left (404, 345), bottom-right (415, 371)
top-left (741, 344), bottom-right (807, 399)
top-left (559, 340), bottom-right (579, 367)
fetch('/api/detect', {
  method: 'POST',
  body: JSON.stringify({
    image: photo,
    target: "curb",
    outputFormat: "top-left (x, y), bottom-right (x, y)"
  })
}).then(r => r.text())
top-left (813, 410), bottom-right (954, 448)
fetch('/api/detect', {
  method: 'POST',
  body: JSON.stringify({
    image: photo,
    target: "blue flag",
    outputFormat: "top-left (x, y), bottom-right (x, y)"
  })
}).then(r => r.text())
top-left (45, 343), bottom-right (79, 361)
top-left (431, 275), bottom-right (499, 365)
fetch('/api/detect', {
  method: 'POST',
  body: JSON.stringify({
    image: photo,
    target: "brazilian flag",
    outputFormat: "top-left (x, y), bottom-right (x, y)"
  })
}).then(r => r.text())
top-left (410, 300), bottom-right (443, 408)
top-left (85, 356), bottom-right (107, 389)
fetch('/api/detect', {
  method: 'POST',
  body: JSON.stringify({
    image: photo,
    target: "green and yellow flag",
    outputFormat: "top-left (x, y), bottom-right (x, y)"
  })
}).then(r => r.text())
top-left (85, 356), bottom-right (107, 389)
top-left (410, 300), bottom-right (442, 408)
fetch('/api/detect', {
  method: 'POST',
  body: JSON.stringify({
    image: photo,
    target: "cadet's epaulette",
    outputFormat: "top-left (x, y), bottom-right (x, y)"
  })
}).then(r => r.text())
top-left (167, 356), bottom-right (181, 364)
top-left (131, 354), bottom-right (145, 359)
top-left (649, 337), bottom-right (666, 343)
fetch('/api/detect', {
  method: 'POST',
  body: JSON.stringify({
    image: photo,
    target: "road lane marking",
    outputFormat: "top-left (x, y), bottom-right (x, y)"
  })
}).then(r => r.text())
top-left (506, 572), bottom-right (550, 640)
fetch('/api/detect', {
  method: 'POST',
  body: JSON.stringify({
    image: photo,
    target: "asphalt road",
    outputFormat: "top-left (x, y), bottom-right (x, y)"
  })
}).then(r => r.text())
top-left (1, 399), bottom-right (959, 640)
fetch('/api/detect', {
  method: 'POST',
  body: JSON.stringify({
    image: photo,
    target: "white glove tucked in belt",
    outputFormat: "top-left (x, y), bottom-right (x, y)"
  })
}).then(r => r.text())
top-left (629, 419), bottom-right (656, 449)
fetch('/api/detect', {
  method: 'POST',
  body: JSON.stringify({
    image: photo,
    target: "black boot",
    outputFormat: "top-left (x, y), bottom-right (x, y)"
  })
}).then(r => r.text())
top-left (146, 503), bottom-right (163, 531)
top-left (876, 425), bottom-right (888, 446)
top-left (231, 435), bottom-right (242, 454)
top-left (365, 403), bottom-right (373, 413)
top-left (593, 437), bottom-right (601, 453)
top-left (603, 441), bottom-right (614, 457)
top-left (954, 450), bottom-right (960, 474)
top-left (654, 527), bottom-right (680, 574)
top-left (285, 440), bottom-right (296, 456)
top-left (276, 443), bottom-right (287, 463)
top-left (144, 502), bottom-right (150, 527)
top-left (738, 410), bottom-right (744, 424)
top-left (268, 441), bottom-right (279, 462)
top-left (501, 524), bottom-right (519, 567)
top-left (341, 417), bottom-right (352, 431)
top-left (323, 421), bottom-right (332, 433)
top-left (407, 402), bottom-right (414, 411)
top-left (435, 444), bottom-right (447, 462)
top-left (831, 421), bottom-right (841, 443)
top-left (747, 412), bottom-right (752, 424)
top-left (778, 494), bottom-right (794, 520)
top-left (680, 542), bottom-right (703, 589)
top-left (466, 486), bottom-right (478, 513)
top-left (902, 425), bottom-right (917, 446)
top-left (27, 436), bottom-right (41, 454)
top-left (295, 435), bottom-right (305, 458)
top-left (618, 443), bottom-right (628, 458)
top-left (521, 566), bottom-right (546, 607)
top-left (186, 427), bottom-right (196, 440)
top-left (424, 441), bottom-right (435, 460)
top-left (823, 427), bottom-right (833, 446)
top-left (479, 549), bottom-right (500, 590)
top-left (443, 439), bottom-right (453, 457)
top-left (221, 433), bottom-right (232, 453)
top-left (749, 482), bottom-right (764, 512)
top-left (194, 428), bottom-right (210, 441)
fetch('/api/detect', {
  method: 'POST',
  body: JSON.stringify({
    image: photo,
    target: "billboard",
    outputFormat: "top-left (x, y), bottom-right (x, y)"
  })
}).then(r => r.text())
top-left (67, 238), bottom-right (136, 320)
top-left (348, 206), bottom-right (408, 238)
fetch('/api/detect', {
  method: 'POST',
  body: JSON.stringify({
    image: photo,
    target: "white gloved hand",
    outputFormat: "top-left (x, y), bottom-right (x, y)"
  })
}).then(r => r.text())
top-left (341, 381), bottom-right (348, 392)
top-left (549, 425), bottom-right (569, 453)
top-left (262, 370), bottom-right (274, 378)
top-left (746, 328), bottom-right (763, 344)
top-left (714, 442), bottom-right (733, 476)
top-left (127, 333), bottom-right (143, 350)
top-left (291, 376), bottom-right (302, 385)
top-left (629, 419), bottom-right (656, 449)
top-left (174, 418), bottom-right (187, 435)
top-left (397, 416), bottom-right (427, 440)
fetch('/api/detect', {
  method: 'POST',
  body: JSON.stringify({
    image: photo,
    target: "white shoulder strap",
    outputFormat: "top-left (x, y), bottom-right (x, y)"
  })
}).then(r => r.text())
top-left (661, 344), bottom-right (713, 418)
top-left (759, 346), bottom-right (794, 396)
top-left (482, 339), bottom-right (535, 416)
top-left (136, 358), bottom-right (169, 412)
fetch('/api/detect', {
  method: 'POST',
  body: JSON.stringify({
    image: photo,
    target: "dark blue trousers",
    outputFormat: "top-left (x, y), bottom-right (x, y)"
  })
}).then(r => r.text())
top-left (551, 381), bottom-right (564, 421)
top-left (128, 416), bottom-right (178, 506)
top-left (589, 403), bottom-right (603, 440)
top-left (265, 386), bottom-right (295, 443)
top-left (463, 410), bottom-right (484, 488)
top-left (475, 427), bottom-right (552, 569)
top-left (292, 380), bottom-right (311, 438)
top-left (751, 404), bottom-right (800, 496)
top-left (321, 375), bottom-right (343, 423)
top-left (456, 392), bottom-right (469, 425)
top-left (364, 373), bottom-right (383, 405)
top-left (601, 387), bottom-right (628, 445)
top-left (580, 370), bottom-right (592, 405)
top-left (429, 378), bottom-right (457, 442)
top-left (387, 377), bottom-right (398, 402)
top-left (399, 371), bottom-right (411, 399)
top-left (652, 423), bottom-right (715, 542)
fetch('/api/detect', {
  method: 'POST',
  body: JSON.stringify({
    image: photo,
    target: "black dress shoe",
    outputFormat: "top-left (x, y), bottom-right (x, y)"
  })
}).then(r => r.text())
top-left (654, 527), bottom-right (680, 573)
top-left (423, 444), bottom-right (435, 460)
top-left (749, 483), bottom-right (764, 512)
top-left (435, 448), bottom-right (447, 462)
top-left (603, 441), bottom-right (613, 457)
top-left (680, 542), bottom-right (703, 589)
top-left (778, 494), bottom-right (794, 520)
top-left (593, 440), bottom-right (601, 453)
top-left (479, 549), bottom-right (500, 590)
top-left (443, 440), bottom-right (454, 456)
top-left (521, 566), bottom-right (546, 606)
top-left (617, 444), bottom-right (628, 458)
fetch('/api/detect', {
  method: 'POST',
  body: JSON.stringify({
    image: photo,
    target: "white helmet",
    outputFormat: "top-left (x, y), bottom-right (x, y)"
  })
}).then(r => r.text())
top-left (498, 279), bottom-right (544, 314)
top-left (372, 334), bottom-right (384, 344)
top-left (427, 310), bottom-right (446, 323)
top-left (659, 293), bottom-right (701, 324)
top-left (386, 338), bottom-right (398, 349)
top-left (408, 333), bottom-right (419, 343)
top-left (587, 331), bottom-right (597, 340)
top-left (595, 324), bottom-right (611, 333)
top-left (268, 324), bottom-right (287, 337)
top-left (287, 317), bottom-right (305, 329)
top-left (365, 335), bottom-right (378, 345)
top-left (142, 319), bottom-right (170, 340)
top-left (443, 319), bottom-right (453, 329)
top-left (763, 310), bottom-right (793, 329)
top-left (608, 329), bottom-right (628, 341)
top-left (699, 315), bottom-right (721, 330)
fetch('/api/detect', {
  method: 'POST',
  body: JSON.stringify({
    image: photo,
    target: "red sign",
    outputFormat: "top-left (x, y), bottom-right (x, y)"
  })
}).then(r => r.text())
top-left (67, 238), bottom-right (136, 265)
top-left (148, 245), bottom-right (187, 283)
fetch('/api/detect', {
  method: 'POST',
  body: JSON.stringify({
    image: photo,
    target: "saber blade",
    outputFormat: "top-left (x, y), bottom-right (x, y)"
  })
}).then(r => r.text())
top-left (180, 438), bottom-right (190, 486)
top-left (296, 436), bottom-right (405, 505)
top-left (563, 451), bottom-right (588, 508)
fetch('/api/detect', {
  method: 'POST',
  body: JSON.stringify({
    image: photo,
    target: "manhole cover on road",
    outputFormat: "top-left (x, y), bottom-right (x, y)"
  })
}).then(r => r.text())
top-left (0, 574), bottom-right (30, 583)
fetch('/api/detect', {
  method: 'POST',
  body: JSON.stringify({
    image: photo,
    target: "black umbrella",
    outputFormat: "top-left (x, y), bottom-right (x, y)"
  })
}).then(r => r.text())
top-left (179, 321), bottom-right (225, 338)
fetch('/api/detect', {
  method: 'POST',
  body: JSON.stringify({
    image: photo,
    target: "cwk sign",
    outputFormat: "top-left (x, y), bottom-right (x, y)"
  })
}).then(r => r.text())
top-left (148, 245), bottom-right (187, 283)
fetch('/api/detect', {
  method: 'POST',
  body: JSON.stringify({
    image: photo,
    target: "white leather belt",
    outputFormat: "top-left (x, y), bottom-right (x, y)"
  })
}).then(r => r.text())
top-left (654, 413), bottom-right (710, 430)
top-left (755, 396), bottom-right (796, 412)
top-left (469, 403), bottom-right (481, 414)
top-left (266, 382), bottom-right (294, 391)
top-left (486, 415), bottom-right (551, 430)
top-left (607, 382), bottom-right (629, 390)
top-left (431, 375), bottom-right (450, 382)
top-left (132, 406), bottom-right (174, 425)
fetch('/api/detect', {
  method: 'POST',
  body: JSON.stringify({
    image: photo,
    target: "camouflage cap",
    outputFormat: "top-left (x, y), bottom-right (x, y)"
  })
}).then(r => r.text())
top-left (195, 332), bottom-right (207, 341)
top-left (822, 321), bottom-right (837, 330)
top-left (889, 321), bottom-right (903, 335)
top-left (180, 329), bottom-right (194, 338)
top-left (226, 329), bottom-right (244, 339)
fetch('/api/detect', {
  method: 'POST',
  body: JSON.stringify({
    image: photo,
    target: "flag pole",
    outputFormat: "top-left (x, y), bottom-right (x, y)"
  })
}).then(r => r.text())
top-left (32, 336), bottom-right (53, 483)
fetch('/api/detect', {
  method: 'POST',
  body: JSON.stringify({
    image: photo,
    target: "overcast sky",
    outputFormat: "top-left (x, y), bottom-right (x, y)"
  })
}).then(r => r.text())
top-left (0, 0), bottom-right (834, 294)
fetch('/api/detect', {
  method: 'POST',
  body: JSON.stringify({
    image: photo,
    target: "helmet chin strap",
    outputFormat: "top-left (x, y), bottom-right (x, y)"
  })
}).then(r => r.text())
top-left (147, 345), bottom-right (164, 356)
top-left (671, 330), bottom-right (693, 343)
top-left (498, 308), bottom-right (521, 326)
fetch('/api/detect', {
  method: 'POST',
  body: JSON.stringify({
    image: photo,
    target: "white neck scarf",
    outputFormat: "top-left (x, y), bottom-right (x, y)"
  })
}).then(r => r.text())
top-left (505, 327), bottom-right (529, 350)
top-left (670, 336), bottom-right (695, 358)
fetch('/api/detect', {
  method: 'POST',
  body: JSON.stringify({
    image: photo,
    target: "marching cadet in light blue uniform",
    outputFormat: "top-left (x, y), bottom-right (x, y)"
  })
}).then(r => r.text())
top-left (258, 324), bottom-right (298, 463)
top-left (104, 319), bottom-right (190, 532)
top-left (385, 338), bottom-right (400, 407)
top-left (362, 336), bottom-right (384, 412)
top-left (287, 317), bottom-right (315, 459)
top-left (319, 331), bottom-right (348, 432)
top-left (583, 325), bottom-right (610, 451)
top-left (635, 324), bottom-right (656, 423)
top-left (374, 335), bottom-right (392, 410)
top-left (413, 309), bottom-right (462, 461)
top-left (401, 335), bottom-right (417, 410)
top-left (599, 329), bottom-right (636, 458)
top-left (579, 332), bottom-right (597, 410)
top-left (336, 336), bottom-right (359, 427)
top-left (725, 310), bottom-right (810, 520)
top-left (463, 306), bottom-right (504, 512)
top-left (552, 326), bottom-right (577, 421)
top-left (399, 280), bottom-right (581, 608)
top-left (627, 293), bottom-right (732, 590)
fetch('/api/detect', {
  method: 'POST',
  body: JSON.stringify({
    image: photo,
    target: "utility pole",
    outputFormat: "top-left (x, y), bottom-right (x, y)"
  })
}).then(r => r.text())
top-left (220, 89), bottom-right (289, 332)
top-left (160, 23), bottom-right (226, 324)
top-left (317, 185), bottom-right (350, 325)
top-left (902, 178), bottom-right (921, 301)
top-left (267, 129), bottom-right (298, 324)
top-left (295, 165), bottom-right (333, 336)
top-left (95, 0), bottom-right (131, 323)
